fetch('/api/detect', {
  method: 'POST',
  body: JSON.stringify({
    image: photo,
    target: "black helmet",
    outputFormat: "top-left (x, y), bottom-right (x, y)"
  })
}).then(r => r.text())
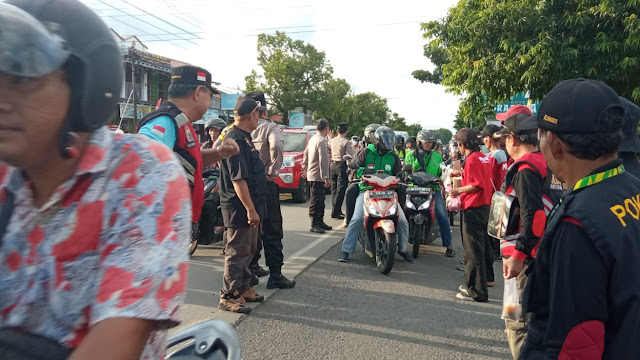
top-left (406, 136), bottom-right (416, 145)
top-left (395, 135), bottom-right (405, 144)
top-left (416, 130), bottom-right (436, 150)
top-left (373, 126), bottom-right (395, 154)
top-left (4, 0), bottom-right (123, 156)
top-left (205, 118), bottom-right (227, 131)
top-left (363, 124), bottom-right (381, 145)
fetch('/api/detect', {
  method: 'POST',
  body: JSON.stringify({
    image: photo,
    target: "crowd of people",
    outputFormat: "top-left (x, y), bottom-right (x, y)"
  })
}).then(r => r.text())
top-left (0, 1), bottom-right (639, 359)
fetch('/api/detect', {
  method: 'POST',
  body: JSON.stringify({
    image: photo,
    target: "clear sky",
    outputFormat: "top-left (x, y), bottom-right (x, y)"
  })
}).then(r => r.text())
top-left (81, 0), bottom-right (461, 130)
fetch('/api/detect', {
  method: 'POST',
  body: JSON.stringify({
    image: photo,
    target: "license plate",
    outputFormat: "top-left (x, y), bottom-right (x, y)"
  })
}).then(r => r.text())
top-left (369, 190), bottom-right (394, 199)
top-left (407, 187), bottom-right (431, 194)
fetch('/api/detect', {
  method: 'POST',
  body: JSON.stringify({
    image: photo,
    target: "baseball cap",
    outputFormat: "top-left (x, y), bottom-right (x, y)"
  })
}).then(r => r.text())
top-left (171, 65), bottom-right (215, 93)
top-left (534, 78), bottom-right (624, 134)
top-left (233, 96), bottom-right (259, 116)
top-left (481, 124), bottom-right (501, 137)
top-left (496, 104), bottom-right (533, 122)
top-left (620, 96), bottom-right (640, 153)
top-left (495, 113), bottom-right (538, 138)
top-left (454, 128), bottom-right (478, 144)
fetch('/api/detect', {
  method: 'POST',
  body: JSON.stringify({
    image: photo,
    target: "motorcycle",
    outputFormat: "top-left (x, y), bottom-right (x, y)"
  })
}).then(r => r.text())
top-left (347, 157), bottom-right (402, 275)
top-left (190, 168), bottom-right (225, 256)
top-left (166, 319), bottom-right (241, 360)
top-left (403, 168), bottom-right (442, 258)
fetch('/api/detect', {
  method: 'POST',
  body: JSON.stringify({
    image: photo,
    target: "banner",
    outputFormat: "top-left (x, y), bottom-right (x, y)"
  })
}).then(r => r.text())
top-left (288, 112), bottom-right (305, 128)
top-left (494, 93), bottom-right (541, 115)
top-left (221, 94), bottom-right (244, 110)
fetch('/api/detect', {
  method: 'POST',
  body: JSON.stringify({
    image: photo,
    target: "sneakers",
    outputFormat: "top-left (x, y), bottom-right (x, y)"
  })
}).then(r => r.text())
top-left (251, 265), bottom-right (269, 278)
top-left (399, 251), bottom-right (414, 263)
top-left (241, 288), bottom-right (265, 303)
top-left (267, 274), bottom-right (296, 289)
top-left (319, 221), bottom-right (333, 231)
top-left (445, 248), bottom-right (456, 257)
top-left (458, 285), bottom-right (469, 296)
top-left (310, 225), bottom-right (325, 233)
top-left (456, 292), bottom-right (474, 301)
top-left (456, 264), bottom-right (467, 271)
top-left (250, 273), bottom-right (259, 287)
top-left (338, 251), bottom-right (349, 262)
top-left (331, 213), bottom-right (345, 219)
top-left (219, 296), bottom-right (252, 313)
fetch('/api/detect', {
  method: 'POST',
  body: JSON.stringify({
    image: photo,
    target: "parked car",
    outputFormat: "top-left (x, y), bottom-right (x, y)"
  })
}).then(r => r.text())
top-left (277, 128), bottom-right (315, 202)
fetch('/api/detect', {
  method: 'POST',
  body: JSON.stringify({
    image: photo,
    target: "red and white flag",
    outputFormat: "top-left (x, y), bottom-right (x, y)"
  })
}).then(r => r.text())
top-left (156, 98), bottom-right (162, 109)
top-left (151, 125), bottom-right (166, 138)
top-left (197, 72), bottom-right (207, 82)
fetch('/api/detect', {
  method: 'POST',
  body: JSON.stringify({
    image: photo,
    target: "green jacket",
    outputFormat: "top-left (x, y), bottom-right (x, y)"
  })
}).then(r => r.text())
top-left (405, 149), bottom-right (443, 190)
top-left (357, 144), bottom-right (399, 190)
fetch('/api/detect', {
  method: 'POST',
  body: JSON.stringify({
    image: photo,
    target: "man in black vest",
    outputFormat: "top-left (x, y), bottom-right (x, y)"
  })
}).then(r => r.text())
top-left (520, 79), bottom-right (640, 359)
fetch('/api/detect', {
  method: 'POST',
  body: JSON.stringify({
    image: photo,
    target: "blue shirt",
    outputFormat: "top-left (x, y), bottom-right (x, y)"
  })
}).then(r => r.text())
top-left (138, 115), bottom-right (177, 149)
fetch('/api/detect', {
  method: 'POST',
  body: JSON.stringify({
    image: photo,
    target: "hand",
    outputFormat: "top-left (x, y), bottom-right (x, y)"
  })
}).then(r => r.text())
top-left (217, 137), bottom-right (239, 158)
top-left (211, 184), bottom-right (219, 194)
top-left (503, 256), bottom-right (524, 279)
top-left (324, 178), bottom-right (330, 187)
top-left (301, 172), bottom-right (307, 179)
top-left (248, 209), bottom-right (261, 228)
top-left (450, 188), bottom-right (461, 198)
top-left (267, 175), bottom-right (276, 182)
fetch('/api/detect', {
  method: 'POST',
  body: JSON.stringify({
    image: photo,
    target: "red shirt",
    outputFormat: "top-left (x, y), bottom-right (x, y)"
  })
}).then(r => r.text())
top-left (461, 151), bottom-right (494, 209)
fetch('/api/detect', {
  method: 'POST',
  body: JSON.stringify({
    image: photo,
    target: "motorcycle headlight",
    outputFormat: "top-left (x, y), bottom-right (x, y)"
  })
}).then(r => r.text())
top-left (405, 195), bottom-right (415, 209)
top-left (418, 199), bottom-right (432, 211)
top-left (368, 206), bottom-right (382, 217)
top-left (386, 205), bottom-right (397, 217)
top-left (281, 156), bottom-right (295, 169)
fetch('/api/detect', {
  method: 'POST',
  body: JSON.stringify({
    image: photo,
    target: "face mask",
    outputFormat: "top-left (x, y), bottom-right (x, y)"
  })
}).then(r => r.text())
top-left (376, 144), bottom-right (390, 155)
top-left (395, 144), bottom-right (403, 150)
top-left (351, 140), bottom-right (358, 146)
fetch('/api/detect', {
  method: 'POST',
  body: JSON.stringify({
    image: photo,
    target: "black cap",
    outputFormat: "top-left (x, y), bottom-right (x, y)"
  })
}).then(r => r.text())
top-left (496, 113), bottom-right (538, 138)
top-left (338, 123), bottom-right (348, 132)
top-left (233, 96), bottom-right (259, 116)
top-left (481, 124), bottom-right (501, 137)
top-left (455, 128), bottom-right (478, 144)
top-left (246, 92), bottom-right (266, 107)
top-left (535, 78), bottom-right (624, 133)
top-left (620, 97), bottom-right (640, 153)
top-left (171, 65), bottom-right (214, 93)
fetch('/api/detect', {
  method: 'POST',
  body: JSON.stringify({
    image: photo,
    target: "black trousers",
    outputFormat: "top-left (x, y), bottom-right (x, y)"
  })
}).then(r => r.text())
top-left (462, 205), bottom-right (494, 302)
top-left (250, 181), bottom-right (285, 275)
top-left (330, 162), bottom-right (348, 216)
top-left (309, 181), bottom-right (326, 221)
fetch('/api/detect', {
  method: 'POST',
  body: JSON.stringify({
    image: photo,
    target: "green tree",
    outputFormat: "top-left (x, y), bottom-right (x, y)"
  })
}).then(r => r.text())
top-left (245, 32), bottom-right (333, 124)
top-left (433, 128), bottom-right (454, 143)
top-left (314, 78), bottom-right (352, 128)
top-left (414, 0), bottom-right (640, 130)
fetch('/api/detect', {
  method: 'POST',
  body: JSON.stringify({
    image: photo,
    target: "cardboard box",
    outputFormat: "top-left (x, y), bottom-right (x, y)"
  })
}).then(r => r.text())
top-left (453, 160), bottom-right (461, 171)
top-left (452, 177), bottom-right (463, 188)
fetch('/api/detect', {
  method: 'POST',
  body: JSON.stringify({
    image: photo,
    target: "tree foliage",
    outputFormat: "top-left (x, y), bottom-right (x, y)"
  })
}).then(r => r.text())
top-left (433, 128), bottom-right (454, 143)
top-left (414, 0), bottom-right (640, 130)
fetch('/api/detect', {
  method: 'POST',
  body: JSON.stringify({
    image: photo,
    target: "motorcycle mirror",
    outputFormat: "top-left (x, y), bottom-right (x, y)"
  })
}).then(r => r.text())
top-left (348, 162), bottom-right (359, 169)
top-left (343, 154), bottom-right (353, 161)
top-left (402, 164), bottom-right (413, 173)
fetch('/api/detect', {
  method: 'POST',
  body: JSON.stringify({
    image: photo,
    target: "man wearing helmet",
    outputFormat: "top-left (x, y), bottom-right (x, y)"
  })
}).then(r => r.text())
top-left (202, 118), bottom-right (228, 149)
top-left (0, 1), bottom-right (192, 359)
top-left (405, 130), bottom-right (455, 257)
top-left (395, 135), bottom-right (407, 161)
top-left (338, 126), bottom-right (414, 263)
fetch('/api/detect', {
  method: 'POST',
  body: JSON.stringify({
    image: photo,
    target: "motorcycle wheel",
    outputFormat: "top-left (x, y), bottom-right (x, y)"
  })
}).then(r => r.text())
top-left (375, 228), bottom-right (397, 275)
top-left (189, 222), bottom-right (199, 256)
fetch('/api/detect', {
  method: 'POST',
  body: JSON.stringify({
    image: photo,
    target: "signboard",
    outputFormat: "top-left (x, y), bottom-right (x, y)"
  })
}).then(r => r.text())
top-left (221, 93), bottom-right (244, 110)
top-left (288, 112), bottom-right (305, 128)
top-left (494, 93), bottom-right (542, 115)
top-left (131, 49), bottom-right (172, 69)
top-left (119, 103), bottom-right (155, 120)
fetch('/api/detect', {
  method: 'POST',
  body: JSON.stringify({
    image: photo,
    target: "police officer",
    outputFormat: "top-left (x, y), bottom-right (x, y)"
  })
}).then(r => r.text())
top-left (302, 119), bottom-right (332, 233)
top-left (139, 66), bottom-right (239, 226)
top-left (329, 123), bottom-right (353, 219)
top-left (520, 79), bottom-right (640, 359)
top-left (247, 92), bottom-right (295, 289)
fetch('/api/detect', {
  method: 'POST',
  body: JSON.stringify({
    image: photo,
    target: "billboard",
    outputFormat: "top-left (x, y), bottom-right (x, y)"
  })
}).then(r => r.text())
top-left (494, 93), bottom-right (542, 115)
top-left (288, 112), bottom-right (305, 128)
top-left (221, 94), bottom-right (244, 110)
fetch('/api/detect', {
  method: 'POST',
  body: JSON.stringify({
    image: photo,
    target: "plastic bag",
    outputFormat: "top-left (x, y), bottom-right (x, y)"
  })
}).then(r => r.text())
top-left (447, 195), bottom-right (461, 211)
top-left (501, 277), bottom-right (523, 321)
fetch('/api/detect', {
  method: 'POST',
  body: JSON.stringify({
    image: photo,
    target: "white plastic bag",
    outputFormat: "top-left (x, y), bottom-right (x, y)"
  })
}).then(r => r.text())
top-left (501, 277), bottom-right (523, 322)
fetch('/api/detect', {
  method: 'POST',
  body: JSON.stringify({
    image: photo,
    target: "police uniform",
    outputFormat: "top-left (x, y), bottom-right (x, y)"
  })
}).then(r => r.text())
top-left (520, 79), bottom-right (640, 359)
top-left (302, 131), bottom-right (331, 230)
top-left (329, 123), bottom-right (353, 219)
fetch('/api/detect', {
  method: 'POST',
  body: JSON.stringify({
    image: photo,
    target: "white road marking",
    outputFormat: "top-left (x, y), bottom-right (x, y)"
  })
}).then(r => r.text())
top-left (284, 232), bottom-right (335, 263)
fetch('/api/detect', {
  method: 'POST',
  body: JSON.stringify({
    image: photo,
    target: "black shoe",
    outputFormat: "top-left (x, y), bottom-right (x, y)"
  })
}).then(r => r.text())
top-left (319, 222), bottom-right (333, 230)
top-left (250, 273), bottom-right (259, 287)
top-left (251, 265), bottom-right (269, 278)
top-left (399, 251), bottom-right (414, 263)
top-left (446, 248), bottom-right (456, 257)
top-left (331, 214), bottom-right (345, 219)
top-left (310, 225), bottom-right (325, 233)
top-left (267, 274), bottom-right (296, 289)
top-left (338, 251), bottom-right (349, 262)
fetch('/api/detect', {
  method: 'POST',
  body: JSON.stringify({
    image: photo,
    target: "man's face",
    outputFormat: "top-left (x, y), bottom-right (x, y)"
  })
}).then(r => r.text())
top-left (0, 71), bottom-right (70, 166)
top-left (249, 109), bottom-right (260, 131)
top-left (538, 130), bottom-right (560, 180)
top-left (422, 141), bottom-right (434, 151)
top-left (196, 86), bottom-right (212, 119)
top-left (406, 143), bottom-right (413, 150)
top-left (208, 127), bottom-right (221, 141)
top-left (505, 134), bottom-right (515, 157)
top-left (483, 136), bottom-right (491, 149)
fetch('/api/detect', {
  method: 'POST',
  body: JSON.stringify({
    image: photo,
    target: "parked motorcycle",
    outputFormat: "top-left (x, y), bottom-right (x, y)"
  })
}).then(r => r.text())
top-left (166, 319), bottom-right (241, 360)
top-left (403, 169), bottom-right (441, 258)
top-left (347, 158), bottom-right (402, 274)
top-left (190, 168), bottom-right (224, 256)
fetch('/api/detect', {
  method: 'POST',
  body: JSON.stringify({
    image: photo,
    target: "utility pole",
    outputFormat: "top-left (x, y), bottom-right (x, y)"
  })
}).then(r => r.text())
top-left (129, 47), bottom-right (138, 128)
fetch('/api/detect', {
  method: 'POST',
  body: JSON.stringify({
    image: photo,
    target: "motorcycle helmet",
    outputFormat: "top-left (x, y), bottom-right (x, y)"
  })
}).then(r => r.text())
top-left (395, 135), bottom-right (405, 151)
top-left (373, 126), bottom-right (395, 155)
top-left (416, 130), bottom-right (436, 151)
top-left (351, 135), bottom-right (360, 142)
top-left (363, 124), bottom-right (381, 145)
top-left (205, 118), bottom-right (227, 131)
top-left (4, 0), bottom-right (123, 158)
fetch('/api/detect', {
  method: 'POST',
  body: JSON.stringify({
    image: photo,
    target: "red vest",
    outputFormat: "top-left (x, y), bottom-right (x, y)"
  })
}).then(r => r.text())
top-left (138, 101), bottom-right (204, 222)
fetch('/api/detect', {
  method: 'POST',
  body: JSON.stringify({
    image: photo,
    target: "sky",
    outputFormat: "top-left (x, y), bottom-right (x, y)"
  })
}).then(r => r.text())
top-left (81, 0), bottom-right (461, 130)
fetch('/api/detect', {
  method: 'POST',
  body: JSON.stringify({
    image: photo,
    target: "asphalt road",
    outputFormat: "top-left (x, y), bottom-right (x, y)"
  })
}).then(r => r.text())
top-left (179, 195), bottom-right (512, 359)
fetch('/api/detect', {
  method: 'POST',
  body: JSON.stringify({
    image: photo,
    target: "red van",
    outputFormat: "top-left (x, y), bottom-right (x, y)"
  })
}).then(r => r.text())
top-left (277, 128), bottom-right (315, 202)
